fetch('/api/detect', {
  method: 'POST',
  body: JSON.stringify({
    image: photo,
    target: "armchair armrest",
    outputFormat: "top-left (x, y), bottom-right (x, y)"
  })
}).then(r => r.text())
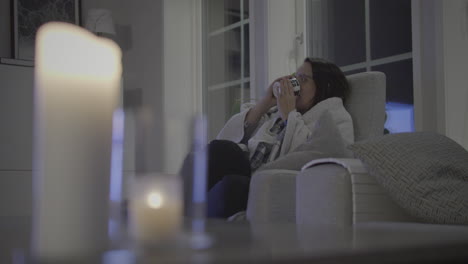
top-left (297, 158), bottom-right (416, 227)
top-left (296, 162), bottom-right (353, 227)
top-left (246, 169), bottom-right (298, 223)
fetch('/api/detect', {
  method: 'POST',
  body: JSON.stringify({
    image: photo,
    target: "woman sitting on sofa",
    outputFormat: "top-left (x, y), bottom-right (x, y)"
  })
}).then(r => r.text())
top-left (184, 58), bottom-right (354, 218)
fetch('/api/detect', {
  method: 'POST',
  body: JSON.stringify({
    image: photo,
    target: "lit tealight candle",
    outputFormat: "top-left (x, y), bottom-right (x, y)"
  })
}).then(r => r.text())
top-left (32, 22), bottom-right (121, 259)
top-left (129, 175), bottom-right (183, 245)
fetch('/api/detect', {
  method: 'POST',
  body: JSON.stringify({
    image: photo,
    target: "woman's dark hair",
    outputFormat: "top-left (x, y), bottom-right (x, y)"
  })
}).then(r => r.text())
top-left (304, 57), bottom-right (350, 105)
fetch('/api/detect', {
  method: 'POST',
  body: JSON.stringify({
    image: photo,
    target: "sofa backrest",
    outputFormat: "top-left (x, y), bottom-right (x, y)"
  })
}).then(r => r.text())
top-left (345, 72), bottom-right (386, 142)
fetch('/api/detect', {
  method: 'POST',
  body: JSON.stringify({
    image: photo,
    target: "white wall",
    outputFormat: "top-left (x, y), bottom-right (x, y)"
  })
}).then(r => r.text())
top-left (81, 0), bottom-right (164, 173)
top-left (0, 0), bottom-right (165, 218)
top-left (402, 0), bottom-right (468, 149)
top-left (441, 0), bottom-right (468, 149)
top-left (412, 0), bottom-right (446, 134)
top-left (0, 6), bottom-right (46, 261)
top-left (162, 0), bottom-right (203, 174)
top-left (0, 64), bottom-right (34, 217)
top-left (266, 0), bottom-right (299, 84)
top-left (250, 0), bottom-right (306, 100)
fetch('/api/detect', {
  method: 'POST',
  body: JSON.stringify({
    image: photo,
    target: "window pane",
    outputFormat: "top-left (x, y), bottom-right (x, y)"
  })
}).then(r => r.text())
top-left (384, 102), bottom-right (415, 133)
top-left (243, 0), bottom-right (249, 19)
top-left (206, 26), bottom-right (249, 86)
top-left (207, 0), bottom-right (248, 32)
top-left (244, 24), bottom-right (250, 77)
top-left (243, 81), bottom-right (251, 103)
top-left (309, 0), bottom-right (366, 66)
top-left (372, 60), bottom-right (414, 133)
top-left (371, 59), bottom-right (413, 104)
top-left (207, 29), bottom-right (242, 86)
top-left (332, 0), bottom-right (366, 66)
top-left (370, 0), bottom-right (412, 59)
top-left (206, 83), bottom-right (248, 140)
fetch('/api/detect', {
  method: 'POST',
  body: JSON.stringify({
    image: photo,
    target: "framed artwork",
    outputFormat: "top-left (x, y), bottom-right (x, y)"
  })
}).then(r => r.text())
top-left (11, 0), bottom-right (81, 61)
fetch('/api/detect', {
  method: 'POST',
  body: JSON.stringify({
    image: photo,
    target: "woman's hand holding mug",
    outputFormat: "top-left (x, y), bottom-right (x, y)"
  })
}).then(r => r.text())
top-left (276, 77), bottom-right (296, 121)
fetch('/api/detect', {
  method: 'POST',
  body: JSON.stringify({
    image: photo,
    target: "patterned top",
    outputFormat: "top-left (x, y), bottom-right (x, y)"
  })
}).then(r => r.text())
top-left (249, 118), bottom-right (286, 171)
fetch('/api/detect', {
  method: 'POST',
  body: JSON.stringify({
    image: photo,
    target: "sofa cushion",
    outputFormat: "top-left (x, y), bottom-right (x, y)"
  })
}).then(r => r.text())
top-left (349, 132), bottom-right (468, 225)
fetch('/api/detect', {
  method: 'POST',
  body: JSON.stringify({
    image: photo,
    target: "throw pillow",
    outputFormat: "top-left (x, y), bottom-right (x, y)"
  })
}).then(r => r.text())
top-left (349, 132), bottom-right (468, 225)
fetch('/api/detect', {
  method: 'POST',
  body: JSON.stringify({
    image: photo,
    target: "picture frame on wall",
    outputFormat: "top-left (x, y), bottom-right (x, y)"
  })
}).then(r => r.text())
top-left (11, 0), bottom-right (81, 61)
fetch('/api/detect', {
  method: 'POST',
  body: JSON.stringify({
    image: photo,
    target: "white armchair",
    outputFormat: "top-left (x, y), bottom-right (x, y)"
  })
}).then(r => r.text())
top-left (246, 72), bottom-right (415, 225)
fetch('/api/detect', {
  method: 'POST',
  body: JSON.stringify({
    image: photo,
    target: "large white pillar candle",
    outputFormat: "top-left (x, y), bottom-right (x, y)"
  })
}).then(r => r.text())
top-left (32, 22), bottom-right (122, 258)
top-left (129, 175), bottom-right (183, 245)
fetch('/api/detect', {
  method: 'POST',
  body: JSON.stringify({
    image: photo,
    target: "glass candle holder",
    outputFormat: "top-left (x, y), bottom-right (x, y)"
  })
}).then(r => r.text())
top-left (128, 174), bottom-right (183, 246)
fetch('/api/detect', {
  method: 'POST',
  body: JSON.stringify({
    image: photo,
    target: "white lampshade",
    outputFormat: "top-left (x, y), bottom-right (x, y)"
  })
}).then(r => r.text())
top-left (85, 9), bottom-right (116, 35)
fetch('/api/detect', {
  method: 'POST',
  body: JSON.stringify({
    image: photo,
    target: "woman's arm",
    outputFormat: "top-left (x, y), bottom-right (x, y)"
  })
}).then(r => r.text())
top-left (244, 75), bottom-right (282, 126)
top-left (242, 76), bottom-right (293, 141)
top-left (216, 101), bottom-right (272, 144)
top-left (217, 76), bottom-right (290, 143)
top-left (242, 98), bottom-right (273, 141)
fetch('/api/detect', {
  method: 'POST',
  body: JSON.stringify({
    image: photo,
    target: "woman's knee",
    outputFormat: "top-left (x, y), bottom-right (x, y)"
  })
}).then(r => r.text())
top-left (208, 140), bottom-right (251, 180)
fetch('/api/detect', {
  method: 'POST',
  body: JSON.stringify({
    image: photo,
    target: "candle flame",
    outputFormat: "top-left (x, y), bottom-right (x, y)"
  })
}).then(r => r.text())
top-left (147, 192), bottom-right (163, 209)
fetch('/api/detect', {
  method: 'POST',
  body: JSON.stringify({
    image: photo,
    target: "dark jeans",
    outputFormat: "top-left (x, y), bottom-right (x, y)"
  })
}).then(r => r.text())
top-left (181, 140), bottom-right (252, 218)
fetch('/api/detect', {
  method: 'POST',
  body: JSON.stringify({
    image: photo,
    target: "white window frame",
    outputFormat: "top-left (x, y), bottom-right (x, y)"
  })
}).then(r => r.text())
top-left (205, 1), bottom-right (252, 105)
